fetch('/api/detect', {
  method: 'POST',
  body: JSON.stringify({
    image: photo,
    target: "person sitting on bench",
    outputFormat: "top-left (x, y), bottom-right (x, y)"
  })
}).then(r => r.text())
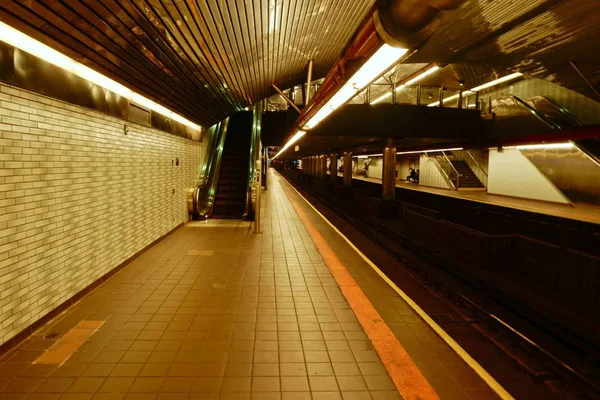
top-left (407, 168), bottom-right (418, 182)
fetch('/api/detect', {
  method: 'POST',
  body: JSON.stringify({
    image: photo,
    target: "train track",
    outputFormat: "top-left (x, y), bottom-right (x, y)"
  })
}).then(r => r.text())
top-left (283, 174), bottom-right (600, 400)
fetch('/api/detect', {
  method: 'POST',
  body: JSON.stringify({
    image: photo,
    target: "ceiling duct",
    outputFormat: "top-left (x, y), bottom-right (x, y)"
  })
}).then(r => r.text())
top-left (375, 0), bottom-right (465, 48)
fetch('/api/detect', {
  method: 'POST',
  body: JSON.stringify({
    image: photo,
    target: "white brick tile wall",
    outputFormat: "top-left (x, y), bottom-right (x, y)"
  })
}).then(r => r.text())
top-left (0, 82), bottom-right (206, 345)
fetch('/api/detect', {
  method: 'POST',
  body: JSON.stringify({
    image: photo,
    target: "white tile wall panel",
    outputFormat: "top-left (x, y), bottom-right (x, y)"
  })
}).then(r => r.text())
top-left (0, 83), bottom-right (206, 345)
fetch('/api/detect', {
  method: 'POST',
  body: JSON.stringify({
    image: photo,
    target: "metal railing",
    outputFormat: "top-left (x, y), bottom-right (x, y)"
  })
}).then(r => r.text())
top-left (426, 151), bottom-right (460, 190)
top-left (464, 149), bottom-right (488, 178)
top-left (355, 83), bottom-right (481, 110)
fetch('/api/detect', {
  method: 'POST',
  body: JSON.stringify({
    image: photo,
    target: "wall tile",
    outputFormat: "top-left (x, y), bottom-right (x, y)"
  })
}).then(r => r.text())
top-left (0, 83), bottom-right (206, 345)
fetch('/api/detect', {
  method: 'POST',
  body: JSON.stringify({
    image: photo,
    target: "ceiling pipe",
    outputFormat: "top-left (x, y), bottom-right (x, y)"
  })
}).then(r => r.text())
top-left (295, 0), bottom-right (465, 131)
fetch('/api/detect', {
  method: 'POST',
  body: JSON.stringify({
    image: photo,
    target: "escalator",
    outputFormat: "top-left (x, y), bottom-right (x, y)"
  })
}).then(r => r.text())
top-left (499, 96), bottom-right (600, 206)
top-left (188, 109), bottom-right (260, 221)
top-left (212, 111), bottom-right (253, 218)
top-left (521, 96), bottom-right (600, 164)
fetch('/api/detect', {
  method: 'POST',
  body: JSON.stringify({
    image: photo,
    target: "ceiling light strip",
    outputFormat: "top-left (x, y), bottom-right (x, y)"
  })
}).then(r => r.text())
top-left (273, 44), bottom-right (409, 159)
top-left (512, 142), bottom-right (573, 150)
top-left (273, 130), bottom-right (306, 159)
top-left (428, 72), bottom-right (524, 107)
top-left (371, 65), bottom-right (440, 105)
top-left (303, 44), bottom-right (409, 130)
top-left (0, 21), bottom-right (202, 131)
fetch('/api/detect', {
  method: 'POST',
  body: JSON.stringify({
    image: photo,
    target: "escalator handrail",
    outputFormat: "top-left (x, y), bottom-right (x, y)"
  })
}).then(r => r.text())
top-left (510, 95), bottom-right (562, 130)
top-left (189, 118), bottom-right (229, 219)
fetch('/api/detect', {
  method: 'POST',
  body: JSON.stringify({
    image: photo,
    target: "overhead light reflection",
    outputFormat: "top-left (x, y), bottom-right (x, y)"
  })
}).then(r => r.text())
top-left (0, 21), bottom-right (202, 131)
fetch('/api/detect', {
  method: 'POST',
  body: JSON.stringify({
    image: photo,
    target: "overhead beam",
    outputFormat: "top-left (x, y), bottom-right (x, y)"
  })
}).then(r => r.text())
top-left (272, 84), bottom-right (302, 114)
top-left (307, 104), bottom-right (482, 139)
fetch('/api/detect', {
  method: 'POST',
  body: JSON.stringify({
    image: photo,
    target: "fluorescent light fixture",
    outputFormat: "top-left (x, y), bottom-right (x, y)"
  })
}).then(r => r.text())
top-left (428, 72), bottom-right (523, 107)
top-left (371, 65), bottom-right (440, 105)
top-left (356, 154), bottom-right (382, 158)
top-left (0, 21), bottom-right (201, 131)
top-left (273, 44), bottom-right (408, 159)
top-left (396, 147), bottom-right (463, 155)
top-left (470, 72), bottom-right (523, 92)
top-left (514, 142), bottom-right (573, 150)
top-left (304, 44), bottom-right (408, 129)
top-left (272, 130), bottom-right (306, 159)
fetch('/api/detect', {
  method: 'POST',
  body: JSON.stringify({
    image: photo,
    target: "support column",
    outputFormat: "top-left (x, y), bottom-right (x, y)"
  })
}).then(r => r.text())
top-left (320, 155), bottom-right (328, 180)
top-left (343, 152), bottom-right (352, 188)
top-left (310, 156), bottom-right (316, 177)
top-left (329, 153), bottom-right (338, 184)
top-left (380, 138), bottom-right (397, 217)
top-left (341, 152), bottom-right (353, 199)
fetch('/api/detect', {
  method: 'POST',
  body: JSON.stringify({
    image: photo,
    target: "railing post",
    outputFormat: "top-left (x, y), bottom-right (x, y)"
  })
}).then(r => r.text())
top-left (442, 151), bottom-right (460, 190)
top-left (458, 89), bottom-right (463, 109)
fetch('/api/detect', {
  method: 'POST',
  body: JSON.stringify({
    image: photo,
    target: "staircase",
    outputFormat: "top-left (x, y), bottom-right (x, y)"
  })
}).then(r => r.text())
top-left (451, 160), bottom-right (485, 189)
top-left (212, 112), bottom-right (252, 219)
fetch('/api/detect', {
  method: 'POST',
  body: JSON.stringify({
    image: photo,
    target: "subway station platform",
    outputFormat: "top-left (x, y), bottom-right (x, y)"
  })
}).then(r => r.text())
top-left (0, 171), bottom-right (501, 400)
top-left (350, 175), bottom-right (600, 225)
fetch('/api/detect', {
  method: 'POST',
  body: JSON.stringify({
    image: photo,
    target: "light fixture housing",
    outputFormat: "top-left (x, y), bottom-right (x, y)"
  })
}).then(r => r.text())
top-left (304, 44), bottom-right (408, 130)
top-left (273, 44), bottom-right (408, 159)
top-left (0, 21), bottom-right (201, 131)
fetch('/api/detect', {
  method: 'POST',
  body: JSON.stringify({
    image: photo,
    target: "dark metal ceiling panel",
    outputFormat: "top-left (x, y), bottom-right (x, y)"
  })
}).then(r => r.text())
top-left (0, 0), bottom-right (374, 127)
top-left (408, 0), bottom-right (600, 99)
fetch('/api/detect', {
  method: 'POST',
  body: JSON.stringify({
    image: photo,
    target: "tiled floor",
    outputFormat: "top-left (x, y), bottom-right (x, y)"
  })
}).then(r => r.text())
top-left (0, 172), bottom-right (409, 399)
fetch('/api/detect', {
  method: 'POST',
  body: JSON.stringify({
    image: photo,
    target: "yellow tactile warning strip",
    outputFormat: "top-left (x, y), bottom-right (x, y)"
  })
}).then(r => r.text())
top-left (281, 173), bottom-right (514, 400)
top-left (284, 190), bottom-right (439, 400)
top-left (35, 321), bottom-right (104, 364)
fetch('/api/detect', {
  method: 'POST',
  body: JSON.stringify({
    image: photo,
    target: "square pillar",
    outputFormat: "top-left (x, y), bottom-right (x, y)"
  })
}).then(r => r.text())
top-left (382, 138), bottom-right (397, 201)
top-left (329, 153), bottom-right (338, 184)
top-left (379, 138), bottom-right (397, 217)
top-left (317, 155), bottom-right (325, 180)
top-left (343, 152), bottom-right (352, 188)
